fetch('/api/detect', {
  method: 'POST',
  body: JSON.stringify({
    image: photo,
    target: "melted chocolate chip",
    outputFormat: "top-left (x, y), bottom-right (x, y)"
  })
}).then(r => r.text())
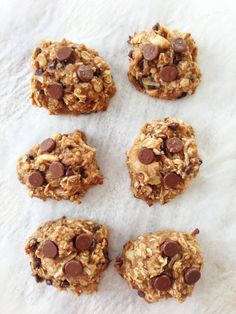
top-left (60, 280), bottom-right (70, 288)
top-left (94, 67), bottom-right (101, 76)
top-left (152, 22), bottom-right (160, 31)
top-left (35, 275), bottom-right (43, 283)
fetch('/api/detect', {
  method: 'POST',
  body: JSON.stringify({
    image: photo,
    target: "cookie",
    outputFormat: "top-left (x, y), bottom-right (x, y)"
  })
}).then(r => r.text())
top-left (25, 217), bottom-right (110, 296)
top-left (115, 228), bottom-right (203, 303)
top-left (127, 23), bottom-right (201, 99)
top-left (126, 118), bottom-right (202, 205)
top-left (30, 39), bottom-right (116, 115)
top-left (17, 130), bottom-right (103, 204)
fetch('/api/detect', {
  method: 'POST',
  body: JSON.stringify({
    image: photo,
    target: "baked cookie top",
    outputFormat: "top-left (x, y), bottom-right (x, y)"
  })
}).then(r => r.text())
top-left (115, 229), bottom-right (203, 303)
top-left (25, 217), bottom-right (109, 296)
top-left (126, 118), bottom-right (202, 205)
top-left (128, 23), bottom-right (201, 99)
top-left (17, 130), bottom-right (103, 204)
top-left (30, 39), bottom-right (116, 114)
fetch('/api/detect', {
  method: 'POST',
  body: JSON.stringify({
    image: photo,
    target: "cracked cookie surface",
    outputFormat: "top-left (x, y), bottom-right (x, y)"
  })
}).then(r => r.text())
top-left (115, 229), bottom-right (203, 303)
top-left (126, 118), bottom-right (202, 205)
top-left (30, 39), bottom-right (116, 115)
top-left (17, 130), bottom-right (103, 204)
top-left (128, 23), bottom-right (201, 99)
top-left (25, 217), bottom-right (110, 296)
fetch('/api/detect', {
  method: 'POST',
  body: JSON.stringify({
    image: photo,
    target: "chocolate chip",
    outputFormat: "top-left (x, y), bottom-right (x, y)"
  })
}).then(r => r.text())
top-left (138, 148), bottom-right (155, 165)
top-left (153, 275), bottom-right (172, 291)
top-left (160, 66), bottom-right (178, 82)
top-left (173, 53), bottom-right (182, 65)
top-left (35, 48), bottom-right (42, 56)
top-left (34, 257), bottom-right (41, 268)
top-left (35, 68), bottom-right (43, 76)
top-left (48, 60), bottom-right (57, 70)
top-left (177, 92), bottom-right (187, 99)
top-left (163, 172), bottom-right (181, 188)
top-left (56, 46), bottom-right (73, 61)
top-left (166, 137), bottom-right (184, 153)
top-left (35, 274), bottom-right (43, 283)
top-left (28, 239), bottom-right (39, 252)
top-left (199, 158), bottom-right (203, 165)
top-left (168, 122), bottom-right (179, 130)
top-left (155, 155), bottom-right (162, 162)
top-left (143, 44), bottom-right (160, 61)
top-left (94, 67), bottom-right (101, 76)
top-left (49, 162), bottom-right (65, 178)
top-left (47, 83), bottom-right (64, 100)
top-left (75, 234), bottom-right (93, 251)
top-left (64, 260), bottom-right (83, 277)
top-left (42, 240), bottom-right (58, 258)
top-left (128, 50), bottom-right (133, 59)
top-left (60, 280), bottom-right (70, 288)
top-left (92, 225), bottom-right (101, 233)
top-left (171, 38), bottom-right (187, 53)
top-left (191, 228), bottom-right (200, 236)
top-left (46, 279), bottom-right (53, 285)
top-left (79, 166), bottom-right (87, 178)
top-left (28, 171), bottom-right (44, 187)
top-left (65, 166), bottom-right (74, 177)
top-left (185, 165), bottom-right (192, 175)
top-left (161, 241), bottom-right (180, 257)
top-left (127, 35), bottom-right (133, 43)
top-left (152, 22), bottom-right (160, 31)
top-left (184, 268), bottom-right (201, 285)
top-left (40, 138), bottom-right (56, 153)
top-left (77, 65), bottom-right (93, 82)
top-left (26, 153), bottom-right (35, 161)
top-left (137, 290), bottom-right (145, 298)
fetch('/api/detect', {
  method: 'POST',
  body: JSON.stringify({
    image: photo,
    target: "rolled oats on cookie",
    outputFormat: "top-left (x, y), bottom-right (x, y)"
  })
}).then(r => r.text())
top-left (115, 229), bottom-right (204, 303)
top-left (25, 217), bottom-right (110, 296)
top-left (30, 39), bottom-right (116, 115)
top-left (17, 130), bottom-right (103, 204)
top-left (127, 23), bottom-right (201, 99)
top-left (126, 118), bottom-right (202, 205)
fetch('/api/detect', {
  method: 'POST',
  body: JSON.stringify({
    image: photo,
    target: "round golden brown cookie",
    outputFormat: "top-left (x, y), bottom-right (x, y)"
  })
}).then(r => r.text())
top-left (30, 39), bottom-right (116, 115)
top-left (127, 23), bottom-right (201, 99)
top-left (25, 217), bottom-right (110, 296)
top-left (114, 229), bottom-right (204, 303)
top-left (17, 130), bottom-right (103, 204)
top-left (126, 118), bottom-right (202, 205)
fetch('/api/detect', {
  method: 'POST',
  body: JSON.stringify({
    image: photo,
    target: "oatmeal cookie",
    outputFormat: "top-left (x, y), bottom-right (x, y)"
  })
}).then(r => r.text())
top-left (128, 23), bottom-right (201, 99)
top-left (17, 130), bottom-right (103, 204)
top-left (25, 217), bottom-right (110, 296)
top-left (30, 39), bottom-right (116, 115)
top-left (115, 228), bottom-right (203, 303)
top-left (126, 118), bottom-right (202, 205)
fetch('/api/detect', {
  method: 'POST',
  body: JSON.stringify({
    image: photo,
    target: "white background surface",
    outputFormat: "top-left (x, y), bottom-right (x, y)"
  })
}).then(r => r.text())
top-left (0, 0), bottom-right (236, 313)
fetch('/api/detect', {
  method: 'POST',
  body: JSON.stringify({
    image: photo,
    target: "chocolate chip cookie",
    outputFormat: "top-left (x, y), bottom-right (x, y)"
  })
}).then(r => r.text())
top-left (25, 217), bottom-right (110, 296)
top-left (126, 118), bottom-right (202, 205)
top-left (128, 23), bottom-right (201, 99)
top-left (30, 39), bottom-right (116, 115)
top-left (17, 130), bottom-right (103, 204)
top-left (115, 229), bottom-right (204, 303)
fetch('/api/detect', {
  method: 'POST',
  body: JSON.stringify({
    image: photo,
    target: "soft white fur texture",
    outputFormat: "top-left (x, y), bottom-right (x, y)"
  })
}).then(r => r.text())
top-left (0, 0), bottom-right (236, 313)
